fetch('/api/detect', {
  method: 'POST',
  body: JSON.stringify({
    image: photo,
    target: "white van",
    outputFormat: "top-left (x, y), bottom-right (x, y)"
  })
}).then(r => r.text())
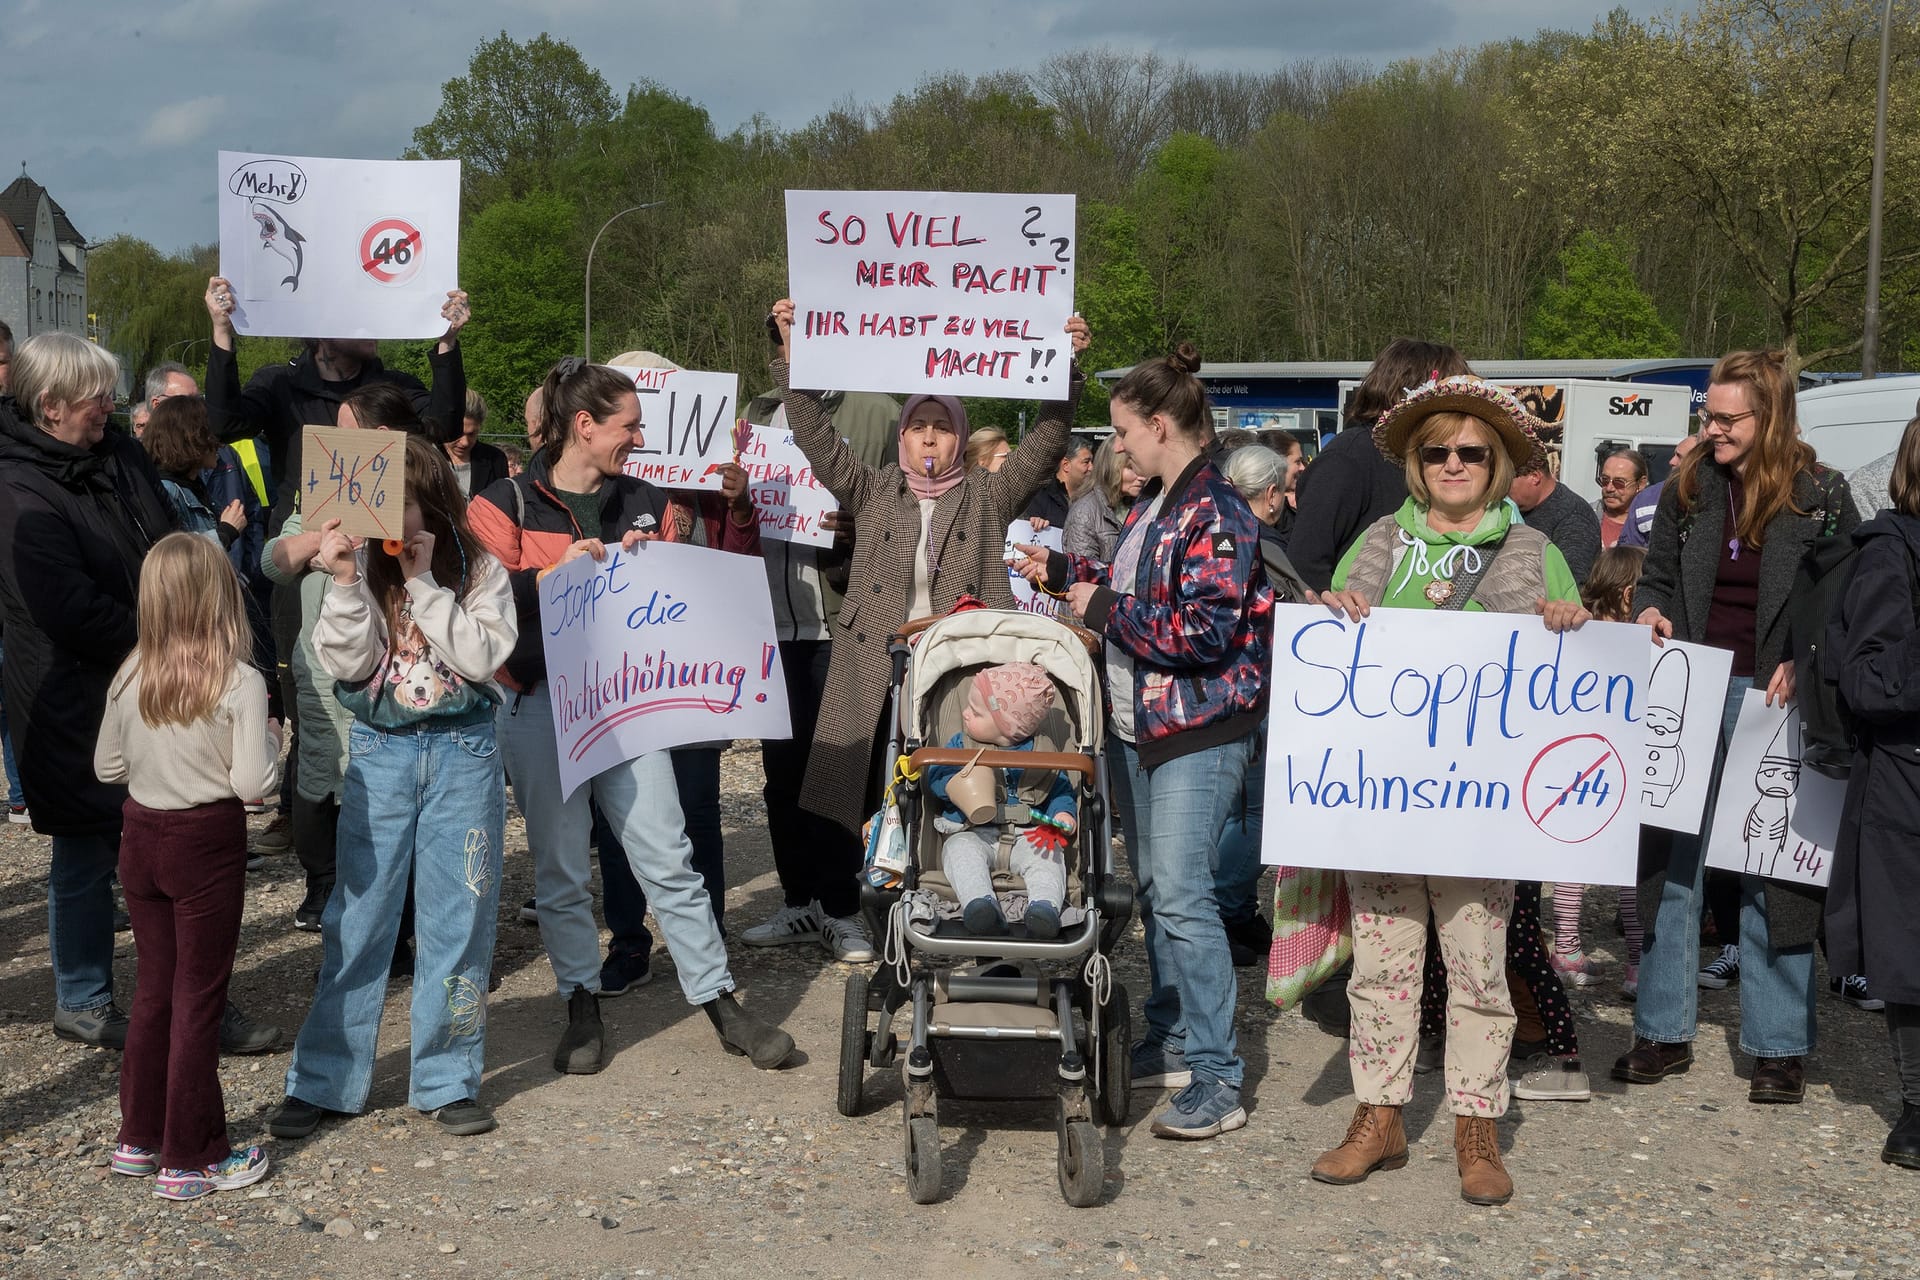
top-left (1797, 375), bottom-right (1920, 471)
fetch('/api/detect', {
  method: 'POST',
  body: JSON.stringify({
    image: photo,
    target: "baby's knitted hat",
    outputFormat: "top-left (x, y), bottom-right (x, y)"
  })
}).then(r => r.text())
top-left (972, 663), bottom-right (1055, 743)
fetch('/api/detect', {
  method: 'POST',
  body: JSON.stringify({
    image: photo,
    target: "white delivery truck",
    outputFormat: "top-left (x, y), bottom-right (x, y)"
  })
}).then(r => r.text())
top-left (1796, 375), bottom-right (1920, 471)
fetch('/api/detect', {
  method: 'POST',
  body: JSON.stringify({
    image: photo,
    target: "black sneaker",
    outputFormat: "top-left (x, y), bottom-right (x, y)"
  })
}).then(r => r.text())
top-left (267, 1096), bottom-right (336, 1139)
top-left (1832, 974), bottom-right (1887, 1011)
top-left (52, 1002), bottom-right (129, 1049)
top-left (598, 949), bottom-right (653, 998)
top-left (553, 987), bottom-right (604, 1074)
top-left (293, 884), bottom-right (330, 933)
top-left (421, 1098), bottom-right (497, 1136)
top-left (389, 938), bottom-right (414, 982)
top-left (219, 1002), bottom-right (281, 1055)
top-left (518, 898), bottom-right (540, 926)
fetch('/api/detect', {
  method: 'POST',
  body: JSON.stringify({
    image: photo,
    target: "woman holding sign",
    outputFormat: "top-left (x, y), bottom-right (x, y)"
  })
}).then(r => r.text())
top-left (1617, 351), bottom-right (1857, 1106)
top-left (1014, 345), bottom-right (1274, 1143)
top-left (763, 300), bottom-right (1088, 843)
top-left (1309, 375), bottom-right (1587, 1206)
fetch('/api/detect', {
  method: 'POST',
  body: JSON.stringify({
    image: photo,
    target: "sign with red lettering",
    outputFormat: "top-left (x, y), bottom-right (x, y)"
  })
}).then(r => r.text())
top-left (740, 414), bottom-right (838, 548)
top-left (610, 366), bottom-right (740, 493)
top-left (784, 190), bottom-right (1077, 399)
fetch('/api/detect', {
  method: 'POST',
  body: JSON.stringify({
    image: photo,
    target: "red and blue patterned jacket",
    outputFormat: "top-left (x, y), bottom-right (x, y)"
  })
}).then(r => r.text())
top-left (1054, 453), bottom-right (1273, 766)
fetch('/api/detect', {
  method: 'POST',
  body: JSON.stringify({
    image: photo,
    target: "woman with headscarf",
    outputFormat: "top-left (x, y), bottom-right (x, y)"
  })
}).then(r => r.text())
top-left (763, 299), bottom-right (1088, 849)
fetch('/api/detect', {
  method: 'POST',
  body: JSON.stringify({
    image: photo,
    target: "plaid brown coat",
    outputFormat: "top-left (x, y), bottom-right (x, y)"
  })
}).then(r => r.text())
top-left (774, 359), bottom-right (1083, 834)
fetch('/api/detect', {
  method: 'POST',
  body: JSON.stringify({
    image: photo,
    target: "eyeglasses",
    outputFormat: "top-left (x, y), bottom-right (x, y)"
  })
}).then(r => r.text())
top-left (1418, 444), bottom-right (1492, 467)
top-left (1697, 409), bottom-right (1756, 430)
top-left (1597, 475), bottom-right (1640, 490)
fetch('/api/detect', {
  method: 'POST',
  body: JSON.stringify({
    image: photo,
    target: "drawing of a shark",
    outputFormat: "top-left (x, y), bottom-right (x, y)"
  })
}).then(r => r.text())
top-left (248, 199), bottom-right (307, 293)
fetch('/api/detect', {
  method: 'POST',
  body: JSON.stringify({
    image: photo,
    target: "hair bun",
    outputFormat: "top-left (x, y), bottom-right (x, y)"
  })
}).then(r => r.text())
top-left (1169, 343), bottom-right (1203, 376)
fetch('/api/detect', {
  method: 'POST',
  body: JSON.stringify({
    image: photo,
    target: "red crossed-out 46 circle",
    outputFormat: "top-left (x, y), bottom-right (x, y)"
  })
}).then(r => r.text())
top-left (360, 218), bottom-right (423, 286)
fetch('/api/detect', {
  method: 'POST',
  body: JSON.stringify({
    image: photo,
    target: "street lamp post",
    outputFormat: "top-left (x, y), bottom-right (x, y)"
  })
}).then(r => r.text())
top-left (163, 336), bottom-right (207, 365)
top-left (584, 202), bottom-right (665, 362)
top-left (1863, 0), bottom-right (1895, 379)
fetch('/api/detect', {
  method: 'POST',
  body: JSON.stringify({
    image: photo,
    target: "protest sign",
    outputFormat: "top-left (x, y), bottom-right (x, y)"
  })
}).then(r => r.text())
top-left (784, 190), bottom-right (1077, 399)
top-left (1703, 690), bottom-right (1846, 889)
top-left (538, 542), bottom-right (791, 799)
top-left (1004, 519), bottom-right (1064, 620)
top-left (217, 152), bottom-right (459, 340)
top-left (1634, 640), bottom-right (1735, 835)
top-left (301, 425), bottom-right (404, 540)
top-left (740, 417), bottom-right (838, 548)
top-left (1262, 604), bottom-right (1648, 884)
top-left (610, 366), bottom-right (741, 493)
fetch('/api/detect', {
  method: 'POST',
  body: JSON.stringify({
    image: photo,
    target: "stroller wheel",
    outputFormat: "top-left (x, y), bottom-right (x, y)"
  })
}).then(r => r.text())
top-left (1095, 982), bottom-right (1132, 1127)
top-left (1057, 1116), bottom-right (1104, 1207)
top-left (905, 1115), bottom-right (942, 1204)
top-left (837, 972), bottom-right (871, 1117)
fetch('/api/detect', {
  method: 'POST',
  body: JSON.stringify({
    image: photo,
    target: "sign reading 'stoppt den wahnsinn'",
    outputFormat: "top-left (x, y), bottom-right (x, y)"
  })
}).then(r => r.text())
top-left (1263, 604), bottom-right (1648, 885)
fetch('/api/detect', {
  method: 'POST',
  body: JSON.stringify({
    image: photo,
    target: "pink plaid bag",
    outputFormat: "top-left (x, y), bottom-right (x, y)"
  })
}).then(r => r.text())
top-left (1265, 865), bottom-right (1352, 1012)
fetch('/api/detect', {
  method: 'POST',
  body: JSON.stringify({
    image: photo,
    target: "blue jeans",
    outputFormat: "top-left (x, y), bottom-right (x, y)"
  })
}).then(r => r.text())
top-left (1111, 730), bottom-right (1255, 1088)
top-left (285, 720), bottom-right (505, 1113)
top-left (0, 659), bottom-right (21, 810)
top-left (499, 690), bottom-right (732, 1004)
top-left (1212, 724), bottom-right (1268, 923)
top-left (1636, 677), bottom-right (1818, 1057)
top-left (50, 832), bottom-right (121, 1013)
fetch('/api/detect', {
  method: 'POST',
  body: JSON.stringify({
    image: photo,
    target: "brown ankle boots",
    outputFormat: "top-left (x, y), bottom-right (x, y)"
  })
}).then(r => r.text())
top-left (1454, 1115), bottom-right (1513, 1205)
top-left (1310, 1103), bottom-right (1409, 1184)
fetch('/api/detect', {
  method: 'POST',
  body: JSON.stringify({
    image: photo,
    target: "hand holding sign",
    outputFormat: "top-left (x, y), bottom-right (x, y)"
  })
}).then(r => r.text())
top-left (302, 425), bottom-right (404, 540)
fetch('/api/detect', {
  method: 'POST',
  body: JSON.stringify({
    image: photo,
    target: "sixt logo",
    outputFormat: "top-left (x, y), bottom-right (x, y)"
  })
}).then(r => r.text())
top-left (1608, 393), bottom-right (1653, 417)
top-left (228, 159), bottom-right (307, 204)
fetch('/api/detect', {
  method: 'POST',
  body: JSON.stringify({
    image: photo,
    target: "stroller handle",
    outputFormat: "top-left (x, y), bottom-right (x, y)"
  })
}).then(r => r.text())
top-left (909, 746), bottom-right (1096, 779)
top-left (892, 612), bottom-right (1103, 656)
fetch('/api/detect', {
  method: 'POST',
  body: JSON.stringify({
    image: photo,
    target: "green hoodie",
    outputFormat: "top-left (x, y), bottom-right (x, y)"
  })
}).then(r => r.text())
top-left (1331, 498), bottom-right (1580, 610)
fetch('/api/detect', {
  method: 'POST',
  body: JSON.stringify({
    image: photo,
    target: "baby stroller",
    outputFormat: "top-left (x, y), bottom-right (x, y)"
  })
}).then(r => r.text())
top-left (837, 607), bottom-right (1135, 1207)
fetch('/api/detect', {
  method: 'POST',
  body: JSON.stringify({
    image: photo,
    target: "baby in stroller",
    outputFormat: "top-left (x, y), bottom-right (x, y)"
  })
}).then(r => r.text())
top-left (925, 662), bottom-right (1078, 939)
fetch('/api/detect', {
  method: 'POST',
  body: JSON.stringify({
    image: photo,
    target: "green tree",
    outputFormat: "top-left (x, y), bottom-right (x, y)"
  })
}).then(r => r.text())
top-left (443, 192), bottom-right (585, 419)
top-left (409, 31), bottom-right (618, 203)
top-left (1525, 232), bottom-right (1680, 358)
top-left (1072, 202), bottom-right (1160, 422)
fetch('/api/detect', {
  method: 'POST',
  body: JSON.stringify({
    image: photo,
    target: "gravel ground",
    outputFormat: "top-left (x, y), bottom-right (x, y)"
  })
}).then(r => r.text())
top-left (1, 743), bottom-right (1913, 1279)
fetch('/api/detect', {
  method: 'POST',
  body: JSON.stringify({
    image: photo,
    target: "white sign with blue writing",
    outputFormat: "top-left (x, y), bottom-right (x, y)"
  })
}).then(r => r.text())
top-left (538, 543), bottom-right (791, 799)
top-left (1262, 604), bottom-right (1648, 884)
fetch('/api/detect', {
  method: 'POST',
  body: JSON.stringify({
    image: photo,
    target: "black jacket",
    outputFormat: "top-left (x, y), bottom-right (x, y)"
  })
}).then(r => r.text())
top-left (451, 441), bottom-right (510, 497)
top-left (206, 341), bottom-right (465, 523)
top-left (1287, 425), bottom-right (1407, 593)
top-left (1521, 481), bottom-right (1602, 583)
top-left (1826, 513), bottom-right (1920, 1004)
top-left (0, 397), bottom-right (178, 835)
top-left (1023, 479), bottom-right (1072, 528)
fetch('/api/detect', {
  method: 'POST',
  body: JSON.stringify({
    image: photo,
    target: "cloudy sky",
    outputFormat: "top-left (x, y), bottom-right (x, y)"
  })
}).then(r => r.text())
top-left (9, 0), bottom-right (1685, 255)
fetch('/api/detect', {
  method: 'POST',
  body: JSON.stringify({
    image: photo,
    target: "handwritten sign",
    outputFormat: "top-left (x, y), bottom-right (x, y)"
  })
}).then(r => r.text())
top-left (609, 366), bottom-right (739, 492)
top-left (538, 542), bottom-right (791, 799)
top-left (1703, 690), bottom-right (1845, 889)
top-left (1004, 519), bottom-right (1064, 620)
top-left (740, 414), bottom-right (838, 548)
top-left (784, 190), bottom-right (1077, 399)
top-left (1261, 604), bottom-right (1647, 884)
top-left (218, 152), bottom-right (459, 340)
top-left (301, 425), bottom-right (403, 540)
top-left (1635, 640), bottom-right (1736, 835)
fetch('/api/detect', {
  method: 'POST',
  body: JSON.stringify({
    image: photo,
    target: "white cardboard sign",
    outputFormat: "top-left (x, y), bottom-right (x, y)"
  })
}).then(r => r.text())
top-left (784, 190), bottom-right (1076, 399)
top-left (1262, 604), bottom-right (1648, 885)
top-left (611, 367), bottom-right (742, 493)
top-left (1634, 640), bottom-right (1736, 835)
top-left (740, 413), bottom-right (838, 548)
top-left (1003, 519), bottom-right (1065, 620)
top-left (538, 542), bottom-right (791, 800)
top-left (218, 152), bottom-right (459, 340)
top-left (1703, 690), bottom-right (1845, 889)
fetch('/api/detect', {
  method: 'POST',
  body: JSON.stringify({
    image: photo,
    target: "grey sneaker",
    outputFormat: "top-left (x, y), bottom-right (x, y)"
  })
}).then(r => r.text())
top-left (1130, 1040), bottom-right (1192, 1090)
top-left (1511, 1053), bottom-right (1593, 1102)
top-left (822, 914), bottom-right (876, 963)
top-left (741, 901), bottom-right (825, 947)
top-left (421, 1098), bottom-right (497, 1136)
top-left (219, 1002), bottom-right (281, 1055)
top-left (1149, 1077), bottom-right (1247, 1140)
top-left (53, 1002), bottom-right (128, 1049)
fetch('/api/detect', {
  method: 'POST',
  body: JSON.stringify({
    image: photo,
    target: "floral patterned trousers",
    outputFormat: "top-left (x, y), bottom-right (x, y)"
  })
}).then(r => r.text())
top-left (1345, 874), bottom-right (1516, 1117)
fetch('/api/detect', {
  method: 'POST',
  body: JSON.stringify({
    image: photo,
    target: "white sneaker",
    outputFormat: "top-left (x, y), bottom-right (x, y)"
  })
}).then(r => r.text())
top-left (741, 901), bottom-right (826, 948)
top-left (1511, 1053), bottom-right (1593, 1102)
top-left (823, 914), bottom-right (876, 963)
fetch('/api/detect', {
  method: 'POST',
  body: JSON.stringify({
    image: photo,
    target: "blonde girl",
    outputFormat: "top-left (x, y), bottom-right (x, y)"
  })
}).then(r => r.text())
top-left (96, 533), bottom-right (279, 1201)
top-left (270, 435), bottom-right (517, 1140)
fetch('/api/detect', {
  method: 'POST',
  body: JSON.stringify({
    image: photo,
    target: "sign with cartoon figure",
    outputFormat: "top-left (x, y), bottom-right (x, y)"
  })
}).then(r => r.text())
top-left (1636, 640), bottom-right (1735, 834)
top-left (1704, 690), bottom-right (1846, 888)
top-left (1261, 604), bottom-right (1647, 884)
top-left (217, 152), bottom-right (460, 340)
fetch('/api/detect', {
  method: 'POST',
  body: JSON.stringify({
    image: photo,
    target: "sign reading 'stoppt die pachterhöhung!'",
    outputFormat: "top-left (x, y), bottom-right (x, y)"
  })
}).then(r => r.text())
top-left (538, 542), bottom-right (792, 800)
top-left (784, 190), bottom-right (1077, 399)
top-left (1263, 605), bottom-right (1649, 885)
top-left (218, 152), bottom-right (460, 340)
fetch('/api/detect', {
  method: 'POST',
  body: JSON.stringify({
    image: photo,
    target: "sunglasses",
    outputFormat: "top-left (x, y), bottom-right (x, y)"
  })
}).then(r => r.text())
top-left (1418, 444), bottom-right (1493, 467)
top-left (1597, 475), bottom-right (1639, 490)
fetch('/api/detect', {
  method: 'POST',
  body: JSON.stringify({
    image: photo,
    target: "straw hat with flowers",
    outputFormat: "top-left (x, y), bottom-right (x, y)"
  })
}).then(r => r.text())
top-left (1371, 375), bottom-right (1547, 470)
